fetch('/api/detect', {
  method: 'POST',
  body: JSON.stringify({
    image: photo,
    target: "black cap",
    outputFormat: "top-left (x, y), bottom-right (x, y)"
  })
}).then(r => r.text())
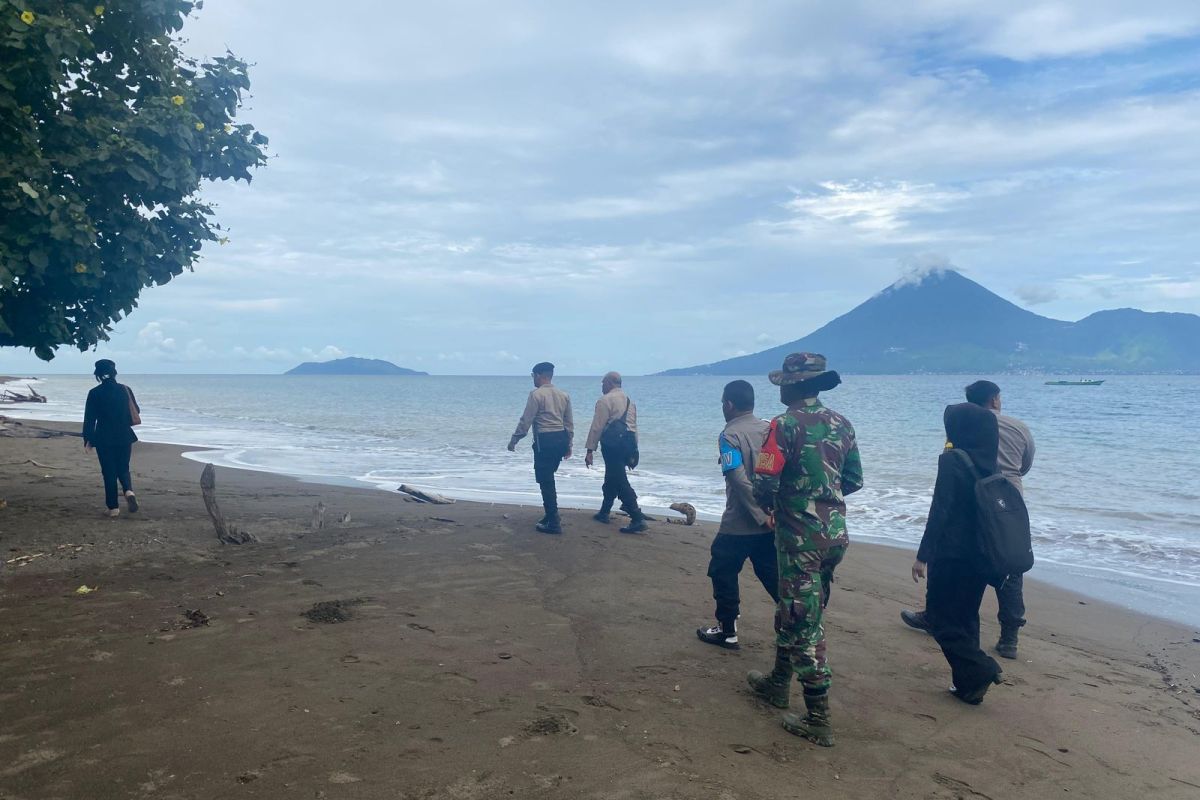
top-left (532, 362), bottom-right (555, 376)
top-left (93, 359), bottom-right (117, 378)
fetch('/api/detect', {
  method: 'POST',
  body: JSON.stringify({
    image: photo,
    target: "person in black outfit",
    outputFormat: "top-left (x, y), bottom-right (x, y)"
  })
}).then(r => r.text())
top-left (82, 359), bottom-right (140, 517)
top-left (910, 403), bottom-right (1003, 704)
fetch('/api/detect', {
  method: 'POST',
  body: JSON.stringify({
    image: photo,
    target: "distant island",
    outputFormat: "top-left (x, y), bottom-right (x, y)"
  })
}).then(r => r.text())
top-left (660, 270), bottom-right (1200, 375)
top-left (285, 357), bottom-right (428, 376)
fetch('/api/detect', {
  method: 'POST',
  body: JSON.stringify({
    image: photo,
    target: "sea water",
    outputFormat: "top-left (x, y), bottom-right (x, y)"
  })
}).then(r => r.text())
top-left (6, 373), bottom-right (1198, 626)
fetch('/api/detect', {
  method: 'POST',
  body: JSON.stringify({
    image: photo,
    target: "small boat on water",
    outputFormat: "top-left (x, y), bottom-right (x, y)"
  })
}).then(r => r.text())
top-left (1044, 379), bottom-right (1105, 386)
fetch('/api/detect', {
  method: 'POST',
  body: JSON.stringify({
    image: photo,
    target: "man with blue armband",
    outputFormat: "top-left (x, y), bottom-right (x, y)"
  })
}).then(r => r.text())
top-left (696, 380), bottom-right (779, 649)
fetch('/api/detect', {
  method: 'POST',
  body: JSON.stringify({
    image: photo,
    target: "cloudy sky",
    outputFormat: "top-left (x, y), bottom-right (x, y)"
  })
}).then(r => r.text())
top-left (9, 1), bottom-right (1200, 374)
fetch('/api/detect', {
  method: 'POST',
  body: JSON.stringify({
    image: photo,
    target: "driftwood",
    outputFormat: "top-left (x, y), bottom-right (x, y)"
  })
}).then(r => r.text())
top-left (311, 501), bottom-right (326, 530)
top-left (200, 464), bottom-right (255, 545)
top-left (0, 385), bottom-right (47, 404)
top-left (664, 502), bottom-right (698, 526)
top-left (397, 484), bottom-right (455, 505)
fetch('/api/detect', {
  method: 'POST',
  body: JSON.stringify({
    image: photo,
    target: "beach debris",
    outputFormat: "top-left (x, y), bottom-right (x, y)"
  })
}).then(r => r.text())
top-left (0, 385), bottom-right (47, 404)
top-left (182, 609), bottom-right (210, 628)
top-left (200, 464), bottom-right (255, 545)
top-left (0, 459), bottom-right (61, 469)
top-left (312, 501), bottom-right (326, 530)
top-left (524, 714), bottom-right (578, 737)
top-left (75, 585), bottom-right (97, 595)
top-left (5, 552), bottom-right (46, 565)
top-left (664, 502), bottom-right (697, 526)
top-left (0, 499), bottom-right (6, 509)
top-left (397, 484), bottom-right (456, 505)
top-left (0, 416), bottom-right (74, 439)
top-left (302, 598), bottom-right (367, 624)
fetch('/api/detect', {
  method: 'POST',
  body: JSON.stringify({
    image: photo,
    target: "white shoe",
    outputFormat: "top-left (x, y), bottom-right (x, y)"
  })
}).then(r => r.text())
top-left (107, 508), bottom-right (120, 518)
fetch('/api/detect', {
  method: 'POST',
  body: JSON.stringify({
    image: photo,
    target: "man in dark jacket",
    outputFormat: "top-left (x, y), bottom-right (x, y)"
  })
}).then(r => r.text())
top-left (82, 359), bottom-right (140, 517)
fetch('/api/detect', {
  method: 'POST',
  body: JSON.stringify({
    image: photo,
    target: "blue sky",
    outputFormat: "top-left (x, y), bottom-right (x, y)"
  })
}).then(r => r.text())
top-left (7, 1), bottom-right (1200, 375)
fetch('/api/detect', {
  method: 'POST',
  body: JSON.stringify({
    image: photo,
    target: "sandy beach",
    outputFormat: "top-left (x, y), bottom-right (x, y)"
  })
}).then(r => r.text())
top-left (1, 418), bottom-right (1198, 799)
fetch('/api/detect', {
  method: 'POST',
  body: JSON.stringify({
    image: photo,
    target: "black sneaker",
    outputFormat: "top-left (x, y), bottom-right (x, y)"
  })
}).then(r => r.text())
top-left (901, 609), bottom-right (932, 633)
top-left (696, 624), bottom-right (740, 650)
top-left (593, 511), bottom-right (611, 524)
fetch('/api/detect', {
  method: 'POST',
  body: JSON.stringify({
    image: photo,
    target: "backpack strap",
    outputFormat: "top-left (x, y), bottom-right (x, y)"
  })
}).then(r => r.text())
top-left (952, 447), bottom-right (982, 480)
top-left (621, 398), bottom-right (631, 423)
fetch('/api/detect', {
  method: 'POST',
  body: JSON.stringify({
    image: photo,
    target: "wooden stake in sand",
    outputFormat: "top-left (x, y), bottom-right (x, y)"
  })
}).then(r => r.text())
top-left (200, 464), bottom-right (255, 545)
top-left (397, 485), bottom-right (455, 505)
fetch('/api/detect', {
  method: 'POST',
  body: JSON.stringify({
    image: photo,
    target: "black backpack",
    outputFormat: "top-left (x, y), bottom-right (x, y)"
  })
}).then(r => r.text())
top-left (600, 398), bottom-right (639, 467)
top-left (954, 450), bottom-right (1034, 581)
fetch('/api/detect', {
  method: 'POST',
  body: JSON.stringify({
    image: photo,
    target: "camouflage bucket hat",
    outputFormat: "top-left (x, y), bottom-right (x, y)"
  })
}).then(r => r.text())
top-left (768, 352), bottom-right (842, 390)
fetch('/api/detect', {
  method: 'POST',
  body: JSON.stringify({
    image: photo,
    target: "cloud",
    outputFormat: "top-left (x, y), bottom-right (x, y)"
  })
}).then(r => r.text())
top-left (783, 181), bottom-right (968, 240)
top-left (7, 1), bottom-right (1195, 377)
top-left (1014, 284), bottom-right (1061, 306)
top-left (212, 297), bottom-right (294, 312)
top-left (301, 345), bottom-right (347, 361)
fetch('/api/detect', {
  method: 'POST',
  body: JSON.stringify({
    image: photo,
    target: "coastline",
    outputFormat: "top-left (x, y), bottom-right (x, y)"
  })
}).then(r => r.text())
top-left (1, 420), bottom-right (1199, 797)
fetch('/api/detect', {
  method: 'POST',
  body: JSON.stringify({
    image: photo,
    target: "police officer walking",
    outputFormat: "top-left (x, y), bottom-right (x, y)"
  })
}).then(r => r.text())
top-left (508, 362), bottom-right (574, 534)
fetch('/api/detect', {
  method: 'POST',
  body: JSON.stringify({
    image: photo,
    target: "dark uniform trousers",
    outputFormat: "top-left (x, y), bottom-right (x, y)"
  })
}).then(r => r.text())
top-left (995, 573), bottom-right (1026, 629)
top-left (533, 430), bottom-right (570, 516)
top-left (707, 532), bottom-right (779, 631)
top-left (599, 444), bottom-right (640, 515)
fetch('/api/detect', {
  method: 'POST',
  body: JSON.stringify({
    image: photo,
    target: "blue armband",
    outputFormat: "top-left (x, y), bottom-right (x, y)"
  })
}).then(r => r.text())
top-left (719, 436), bottom-right (743, 473)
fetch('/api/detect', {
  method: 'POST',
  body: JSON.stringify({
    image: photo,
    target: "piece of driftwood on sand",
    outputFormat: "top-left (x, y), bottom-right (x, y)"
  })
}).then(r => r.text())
top-left (0, 385), bottom-right (47, 404)
top-left (663, 502), bottom-right (697, 525)
top-left (200, 464), bottom-right (255, 545)
top-left (397, 485), bottom-right (456, 505)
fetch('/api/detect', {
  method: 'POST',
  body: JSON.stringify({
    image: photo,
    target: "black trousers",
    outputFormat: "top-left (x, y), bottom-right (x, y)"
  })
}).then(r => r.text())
top-left (926, 558), bottom-right (1001, 692)
top-left (707, 532), bottom-right (779, 630)
top-left (533, 431), bottom-right (570, 516)
top-left (95, 443), bottom-right (133, 510)
top-left (599, 445), bottom-right (640, 516)
top-left (995, 573), bottom-right (1026, 629)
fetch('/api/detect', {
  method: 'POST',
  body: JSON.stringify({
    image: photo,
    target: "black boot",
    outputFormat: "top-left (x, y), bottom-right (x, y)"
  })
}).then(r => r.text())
top-left (995, 626), bottom-right (1019, 659)
top-left (535, 514), bottom-right (562, 535)
top-left (619, 510), bottom-right (648, 534)
top-left (593, 501), bottom-right (612, 523)
top-left (782, 692), bottom-right (835, 747)
top-left (746, 647), bottom-right (792, 708)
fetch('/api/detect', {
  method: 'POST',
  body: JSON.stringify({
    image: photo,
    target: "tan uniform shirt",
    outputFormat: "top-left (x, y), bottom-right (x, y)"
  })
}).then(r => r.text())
top-left (993, 411), bottom-right (1035, 494)
top-left (585, 388), bottom-right (638, 452)
top-left (510, 384), bottom-right (574, 447)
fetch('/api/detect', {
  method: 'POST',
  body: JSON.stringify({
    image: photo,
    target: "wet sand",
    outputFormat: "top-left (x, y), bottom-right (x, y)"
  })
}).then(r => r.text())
top-left (1, 420), bottom-right (1198, 799)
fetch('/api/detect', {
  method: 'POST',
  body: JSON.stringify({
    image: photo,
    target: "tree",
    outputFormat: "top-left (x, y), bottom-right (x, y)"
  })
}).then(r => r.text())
top-left (0, 0), bottom-right (267, 360)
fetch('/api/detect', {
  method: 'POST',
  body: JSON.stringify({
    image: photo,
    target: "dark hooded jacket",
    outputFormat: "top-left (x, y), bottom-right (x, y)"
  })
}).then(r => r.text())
top-left (916, 403), bottom-right (999, 565)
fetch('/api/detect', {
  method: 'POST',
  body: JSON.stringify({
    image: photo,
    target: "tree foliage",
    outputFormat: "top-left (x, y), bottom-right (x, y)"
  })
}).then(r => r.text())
top-left (0, 0), bottom-right (267, 359)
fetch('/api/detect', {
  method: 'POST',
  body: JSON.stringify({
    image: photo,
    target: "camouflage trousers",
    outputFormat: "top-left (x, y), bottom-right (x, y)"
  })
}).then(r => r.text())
top-left (774, 536), bottom-right (847, 695)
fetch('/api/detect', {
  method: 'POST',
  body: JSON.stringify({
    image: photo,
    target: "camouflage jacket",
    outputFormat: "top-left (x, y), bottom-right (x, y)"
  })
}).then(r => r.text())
top-left (754, 398), bottom-right (864, 550)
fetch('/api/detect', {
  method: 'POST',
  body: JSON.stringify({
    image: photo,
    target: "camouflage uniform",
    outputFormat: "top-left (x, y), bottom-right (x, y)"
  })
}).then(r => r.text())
top-left (754, 397), bottom-right (863, 694)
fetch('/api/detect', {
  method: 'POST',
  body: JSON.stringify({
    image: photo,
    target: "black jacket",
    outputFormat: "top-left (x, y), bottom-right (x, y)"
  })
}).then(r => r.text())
top-left (916, 449), bottom-right (983, 565)
top-left (82, 380), bottom-right (139, 447)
